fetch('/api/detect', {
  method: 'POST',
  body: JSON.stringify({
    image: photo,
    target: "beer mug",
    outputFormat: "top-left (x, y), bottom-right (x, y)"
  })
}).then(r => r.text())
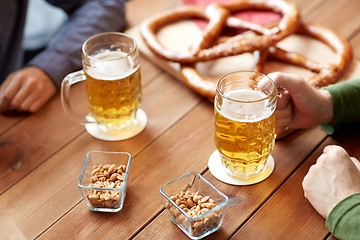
top-left (213, 71), bottom-right (276, 182)
top-left (61, 32), bottom-right (147, 141)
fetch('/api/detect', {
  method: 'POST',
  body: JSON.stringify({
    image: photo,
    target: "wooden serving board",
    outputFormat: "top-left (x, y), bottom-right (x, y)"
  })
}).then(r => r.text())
top-left (126, 21), bottom-right (360, 89)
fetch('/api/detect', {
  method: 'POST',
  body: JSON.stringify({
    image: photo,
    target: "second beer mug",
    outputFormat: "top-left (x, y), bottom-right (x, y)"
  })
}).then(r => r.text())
top-left (61, 32), bottom-right (147, 141)
top-left (210, 71), bottom-right (276, 185)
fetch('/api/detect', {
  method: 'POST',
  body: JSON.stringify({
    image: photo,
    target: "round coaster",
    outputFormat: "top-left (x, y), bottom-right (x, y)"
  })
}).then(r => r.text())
top-left (85, 109), bottom-right (147, 141)
top-left (208, 150), bottom-right (275, 185)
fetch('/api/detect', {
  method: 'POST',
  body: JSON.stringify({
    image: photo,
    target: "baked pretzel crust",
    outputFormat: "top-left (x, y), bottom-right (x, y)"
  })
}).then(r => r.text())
top-left (141, 0), bottom-right (301, 64)
top-left (140, 0), bottom-right (353, 100)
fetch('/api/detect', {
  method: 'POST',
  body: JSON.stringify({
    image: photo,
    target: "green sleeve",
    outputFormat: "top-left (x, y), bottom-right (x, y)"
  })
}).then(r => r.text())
top-left (320, 78), bottom-right (360, 135)
top-left (326, 193), bottom-right (360, 240)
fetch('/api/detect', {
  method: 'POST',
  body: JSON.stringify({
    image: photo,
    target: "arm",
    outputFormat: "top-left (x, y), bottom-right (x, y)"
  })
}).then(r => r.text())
top-left (321, 78), bottom-right (360, 134)
top-left (29, 0), bottom-right (126, 89)
top-left (302, 145), bottom-right (360, 218)
top-left (302, 146), bottom-right (360, 239)
top-left (272, 72), bottom-right (360, 238)
top-left (0, 0), bottom-right (126, 113)
top-left (326, 193), bottom-right (360, 240)
top-left (269, 72), bottom-right (360, 135)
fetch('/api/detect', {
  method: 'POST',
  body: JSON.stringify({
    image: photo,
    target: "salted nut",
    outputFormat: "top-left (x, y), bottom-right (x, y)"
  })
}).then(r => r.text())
top-left (86, 163), bottom-right (127, 208)
top-left (166, 190), bottom-right (222, 236)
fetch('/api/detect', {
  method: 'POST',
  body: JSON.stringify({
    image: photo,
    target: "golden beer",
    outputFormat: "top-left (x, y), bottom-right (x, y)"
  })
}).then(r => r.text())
top-left (214, 73), bottom-right (276, 179)
top-left (215, 90), bottom-right (275, 176)
top-left (61, 32), bottom-right (146, 141)
top-left (85, 50), bottom-right (142, 134)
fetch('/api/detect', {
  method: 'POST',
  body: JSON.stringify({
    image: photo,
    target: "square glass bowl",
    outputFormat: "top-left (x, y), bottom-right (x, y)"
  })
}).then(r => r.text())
top-left (78, 151), bottom-right (132, 212)
top-left (160, 172), bottom-right (230, 239)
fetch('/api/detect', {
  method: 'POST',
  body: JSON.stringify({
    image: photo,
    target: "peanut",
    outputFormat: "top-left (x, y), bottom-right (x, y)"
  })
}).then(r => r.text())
top-left (166, 190), bottom-right (222, 236)
top-left (91, 168), bottom-right (100, 176)
top-left (110, 173), bottom-right (118, 182)
top-left (186, 199), bottom-right (194, 208)
top-left (86, 163), bottom-right (127, 209)
top-left (108, 164), bottom-right (116, 174)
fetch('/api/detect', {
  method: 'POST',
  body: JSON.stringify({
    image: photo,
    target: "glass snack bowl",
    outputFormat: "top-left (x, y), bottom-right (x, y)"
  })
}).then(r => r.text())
top-left (160, 172), bottom-right (230, 239)
top-left (78, 151), bottom-right (132, 212)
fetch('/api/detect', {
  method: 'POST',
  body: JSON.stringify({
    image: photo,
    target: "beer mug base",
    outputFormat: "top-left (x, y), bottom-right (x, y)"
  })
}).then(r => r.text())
top-left (84, 108), bottom-right (147, 141)
top-left (208, 150), bottom-right (275, 185)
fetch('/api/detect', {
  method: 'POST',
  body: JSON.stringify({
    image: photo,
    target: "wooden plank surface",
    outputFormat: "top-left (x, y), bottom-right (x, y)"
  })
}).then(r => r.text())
top-left (134, 127), bottom-right (327, 239)
top-left (38, 100), bottom-right (213, 239)
top-left (230, 0), bottom-right (360, 238)
top-left (0, 62), bottom-right (201, 239)
top-left (233, 126), bottom-right (360, 240)
top-left (0, 114), bottom-right (25, 135)
top-left (231, 142), bottom-right (329, 240)
top-left (0, 57), bottom-right (162, 193)
top-left (127, 0), bottom-right (360, 239)
top-left (304, 0), bottom-right (360, 39)
top-left (1, 0), bottom-right (360, 239)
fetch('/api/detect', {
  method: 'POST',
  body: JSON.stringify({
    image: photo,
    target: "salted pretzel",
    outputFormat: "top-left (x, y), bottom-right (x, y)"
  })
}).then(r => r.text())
top-left (140, 0), bottom-right (301, 64)
top-left (140, 1), bottom-right (352, 100)
top-left (256, 22), bottom-right (353, 88)
top-left (180, 21), bottom-right (353, 100)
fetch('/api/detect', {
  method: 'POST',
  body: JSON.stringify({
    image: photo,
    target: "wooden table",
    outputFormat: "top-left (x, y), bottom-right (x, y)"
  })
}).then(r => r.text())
top-left (1, 0), bottom-right (360, 239)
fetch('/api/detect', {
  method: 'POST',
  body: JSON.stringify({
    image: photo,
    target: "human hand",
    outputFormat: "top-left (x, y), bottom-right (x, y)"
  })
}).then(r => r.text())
top-left (302, 145), bottom-right (360, 218)
top-left (0, 66), bottom-right (57, 113)
top-left (267, 72), bottom-right (333, 134)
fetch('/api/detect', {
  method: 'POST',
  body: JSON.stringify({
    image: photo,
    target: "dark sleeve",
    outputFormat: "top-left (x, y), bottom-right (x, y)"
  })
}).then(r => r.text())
top-left (326, 193), bottom-right (360, 240)
top-left (27, 0), bottom-right (126, 89)
top-left (44, 0), bottom-right (87, 14)
top-left (320, 78), bottom-right (360, 135)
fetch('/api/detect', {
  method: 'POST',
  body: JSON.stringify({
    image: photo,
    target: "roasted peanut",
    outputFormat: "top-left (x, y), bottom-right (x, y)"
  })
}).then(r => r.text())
top-left (187, 198), bottom-right (194, 208)
top-left (199, 196), bottom-right (209, 203)
top-left (193, 195), bottom-right (202, 203)
top-left (201, 202), bottom-right (215, 209)
top-left (86, 163), bottom-right (127, 209)
top-left (117, 174), bottom-right (124, 181)
top-left (108, 164), bottom-right (116, 174)
top-left (91, 167), bottom-right (100, 176)
top-left (167, 190), bottom-right (222, 237)
top-left (110, 173), bottom-right (118, 182)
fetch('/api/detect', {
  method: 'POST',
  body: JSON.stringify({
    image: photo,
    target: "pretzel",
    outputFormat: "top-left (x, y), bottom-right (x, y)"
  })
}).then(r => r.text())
top-left (140, 0), bottom-right (301, 64)
top-left (180, 22), bottom-right (353, 100)
top-left (140, 1), bottom-right (352, 100)
top-left (259, 22), bottom-right (353, 88)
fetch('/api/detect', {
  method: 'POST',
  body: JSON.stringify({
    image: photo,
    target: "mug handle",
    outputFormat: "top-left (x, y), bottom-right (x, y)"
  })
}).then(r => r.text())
top-left (61, 70), bottom-right (95, 125)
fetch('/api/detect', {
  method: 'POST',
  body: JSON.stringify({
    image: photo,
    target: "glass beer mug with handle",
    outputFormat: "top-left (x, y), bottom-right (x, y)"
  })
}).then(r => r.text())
top-left (61, 32), bottom-right (147, 141)
top-left (213, 71), bottom-right (276, 184)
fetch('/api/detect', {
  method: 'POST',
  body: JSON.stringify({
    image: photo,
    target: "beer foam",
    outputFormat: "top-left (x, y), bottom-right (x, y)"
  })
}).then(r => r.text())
top-left (87, 50), bottom-right (138, 80)
top-left (218, 89), bottom-right (272, 122)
